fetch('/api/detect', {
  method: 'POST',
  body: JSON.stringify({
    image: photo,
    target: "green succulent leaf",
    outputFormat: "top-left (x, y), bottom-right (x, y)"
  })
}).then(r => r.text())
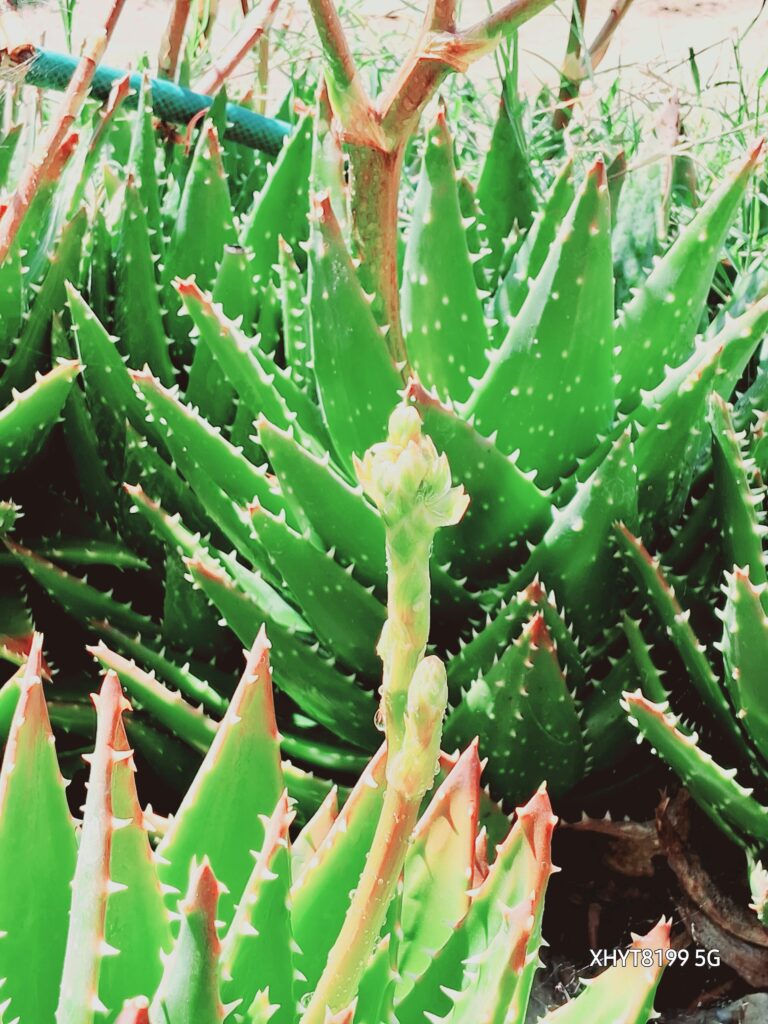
top-left (401, 110), bottom-right (490, 404)
top-left (0, 210), bottom-right (86, 404)
top-left (0, 360), bottom-right (80, 478)
top-left (615, 524), bottom-right (745, 751)
top-left (466, 160), bottom-right (614, 490)
top-left (149, 862), bottom-right (226, 1024)
top-left (407, 380), bottom-right (552, 578)
top-left (249, 502), bottom-right (386, 677)
top-left (539, 919), bottom-right (670, 1024)
top-left (445, 615), bottom-right (585, 801)
top-left (0, 640), bottom-right (77, 1024)
top-left (115, 178), bottom-right (175, 385)
top-left (722, 569), bottom-right (768, 765)
top-left (615, 142), bottom-right (762, 411)
top-left (156, 631), bottom-right (284, 928)
top-left (220, 792), bottom-right (295, 1024)
top-left (625, 692), bottom-right (768, 848)
top-left (308, 194), bottom-right (402, 473)
top-left (710, 394), bottom-right (767, 590)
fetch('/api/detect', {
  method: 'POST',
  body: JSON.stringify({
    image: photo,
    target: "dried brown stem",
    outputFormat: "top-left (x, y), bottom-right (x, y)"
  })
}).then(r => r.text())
top-left (380, 0), bottom-right (555, 144)
top-left (159, 0), bottom-right (191, 80)
top-left (0, 0), bottom-right (128, 266)
top-left (196, 0), bottom-right (282, 96)
top-left (587, 0), bottom-right (634, 70)
top-left (306, 0), bottom-right (558, 361)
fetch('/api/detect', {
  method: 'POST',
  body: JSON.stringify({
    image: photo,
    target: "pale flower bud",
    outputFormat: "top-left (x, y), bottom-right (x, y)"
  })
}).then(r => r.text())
top-left (387, 655), bottom-right (448, 796)
top-left (354, 405), bottom-right (469, 530)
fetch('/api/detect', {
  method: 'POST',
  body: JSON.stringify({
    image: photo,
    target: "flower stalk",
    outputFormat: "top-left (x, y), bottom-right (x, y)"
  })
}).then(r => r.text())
top-left (299, 406), bottom-right (468, 1022)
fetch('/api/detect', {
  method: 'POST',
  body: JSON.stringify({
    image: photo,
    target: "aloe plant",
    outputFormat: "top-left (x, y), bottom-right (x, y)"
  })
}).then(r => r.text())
top-left (618, 394), bottom-right (768, 920)
top-left (1, 0), bottom-right (767, 813)
top-left (0, 414), bottom-right (668, 1024)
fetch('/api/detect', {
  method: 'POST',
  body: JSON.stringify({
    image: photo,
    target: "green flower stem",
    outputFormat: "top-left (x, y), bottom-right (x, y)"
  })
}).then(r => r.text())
top-left (298, 785), bottom-right (420, 1024)
top-left (299, 407), bottom-right (467, 1022)
top-left (379, 525), bottom-right (432, 755)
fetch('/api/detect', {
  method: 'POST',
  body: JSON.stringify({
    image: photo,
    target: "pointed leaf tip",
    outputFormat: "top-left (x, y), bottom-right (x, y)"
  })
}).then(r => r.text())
top-left (116, 997), bottom-right (150, 1024)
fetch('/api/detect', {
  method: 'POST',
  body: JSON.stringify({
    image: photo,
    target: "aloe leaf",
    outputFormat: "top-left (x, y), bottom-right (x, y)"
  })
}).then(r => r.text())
top-left (56, 674), bottom-right (133, 1024)
top-left (149, 862), bottom-right (225, 1024)
top-left (466, 160), bottom-right (614, 490)
top-left (0, 209), bottom-right (86, 404)
top-left (395, 788), bottom-right (555, 1022)
top-left (398, 745), bottom-right (481, 998)
top-left (88, 641), bottom-right (217, 755)
top-left (477, 79), bottom-right (536, 276)
top-left (279, 238), bottom-right (312, 390)
top-left (184, 556), bottom-right (377, 748)
top-left (98, 692), bottom-right (174, 1018)
top-left (258, 419), bottom-right (386, 589)
top-left (625, 692), bottom-right (768, 848)
top-left (93, 620), bottom-right (227, 716)
top-left (441, 898), bottom-right (540, 1024)
top-left (156, 630), bottom-right (284, 928)
top-left (50, 318), bottom-right (117, 521)
top-left (0, 241), bottom-right (22, 363)
top-left (540, 919), bottom-right (670, 1024)
top-left (581, 651), bottom-right (639, 772)
top-left (125, 483), bottom-right (305, 638)
top-left (445, 583), bottom-right (544, 698)
top-left (445, 615), bottom-right (584, 801)
top-left (186, 245), bottom-right (258, 428)
top-left (88, 640), bottom-right (332, 817)
top-left (127, 73), bottom-right (163, 256)
top-left (131, 369), bottom-right (289, 518)
top-left (615, 142), bottom-right (762, 411)
top-left (722, 569), bottom-right (768, 765)
top-left (0, 639), bottom-right (77, 1024)
top-left (308, 194), bottom-right (402, 473)
top-left (615, 525), bottom-right (745, 751)
top-left (220, 792), bottom-right (295, 1024)
top-left (240, 114), bottom-right (313, 291)
top-left (85, 206), bottom-right (113, 326)
top-left (510, 431), bottom-right (638, 645)
top-left (292, 787), bottom-right (339, 884)
top-left (493, 158), bottom-right (574, 335)
top-left (633, 339), bottom-right (721, 525)
top-left (67, 285), bottom-right (163, 466)
top-left (162, 125), bottom-right (237, 359)
top-left (249, 502), bottom-right (386, 676)
top-left (401, 110), bottom-right (490, 404)
top-left (177, 278), bottom-right (328, 450)
top-left (115, 179), bottom-right (175, 385)
top-left (291, 748), bottom-right (387, 999)
top-left (357, 934), bottom-right (396, 1024)
top-left (711, 394), bottom-right (767, 590)
top-left (162, 549), bottom-right (225, 658)
top-left (0, 124), bottom-right (21, 189)
top-left (407, 380), bottom-right (552, 578)
top-left (0, 360), bottom-right (80, 478)
top-left (622, 616), bottom-right (671, 707)
top-left (7, 540), bottom-right (159, 638)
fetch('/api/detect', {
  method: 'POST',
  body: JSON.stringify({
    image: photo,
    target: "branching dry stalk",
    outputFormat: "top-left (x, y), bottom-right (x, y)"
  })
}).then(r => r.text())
top-left (0, 0), bottom-right (128, 266)
top-left (159, 0), bottom-right (191, 80)
top-left (306, 0), bottom-right (557, 365)
top-left (196, 0), bottom-right (283, 96)
top-left (555, 0), bottom-right (635, 129)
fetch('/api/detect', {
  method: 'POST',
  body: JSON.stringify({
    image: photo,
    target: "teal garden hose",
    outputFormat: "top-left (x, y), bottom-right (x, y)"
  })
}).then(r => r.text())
top-left (20, 47), bottom-right (292, 155)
